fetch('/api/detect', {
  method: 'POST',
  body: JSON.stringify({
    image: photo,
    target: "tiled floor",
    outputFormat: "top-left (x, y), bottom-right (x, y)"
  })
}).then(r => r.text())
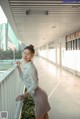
top-left (34, 57), bottom-right (80, 119)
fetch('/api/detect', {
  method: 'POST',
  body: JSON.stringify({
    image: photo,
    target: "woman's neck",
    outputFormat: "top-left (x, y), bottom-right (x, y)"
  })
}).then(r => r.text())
top-left (25, 60), bottom-right (32, 63)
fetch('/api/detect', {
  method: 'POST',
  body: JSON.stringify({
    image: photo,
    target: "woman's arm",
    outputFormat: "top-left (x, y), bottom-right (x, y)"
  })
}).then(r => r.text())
top-left (22, 68), bottom-right (38, 97)
top-left (16, 61), bottom-right (23, 79)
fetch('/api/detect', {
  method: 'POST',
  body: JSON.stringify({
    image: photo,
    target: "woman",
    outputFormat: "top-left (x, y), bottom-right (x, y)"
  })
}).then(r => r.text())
top-left (16, 45), bottom-right (51, 119)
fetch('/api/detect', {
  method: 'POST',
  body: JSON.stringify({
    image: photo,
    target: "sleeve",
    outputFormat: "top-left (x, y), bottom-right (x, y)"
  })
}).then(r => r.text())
top-left (23, 69), bottom-right (38, 96)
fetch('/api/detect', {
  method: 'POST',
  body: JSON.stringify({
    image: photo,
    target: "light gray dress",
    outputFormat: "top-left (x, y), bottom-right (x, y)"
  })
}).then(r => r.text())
top-left (21, 60), bottom-right (51, 117)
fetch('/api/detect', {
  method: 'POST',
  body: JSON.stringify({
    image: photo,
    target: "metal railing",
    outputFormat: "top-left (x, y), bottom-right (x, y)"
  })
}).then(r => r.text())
top-left (0, 64), bottom-right (24, 119)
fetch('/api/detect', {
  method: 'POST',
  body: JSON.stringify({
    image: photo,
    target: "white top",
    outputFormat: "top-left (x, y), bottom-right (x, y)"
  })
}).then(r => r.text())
top-left (21, 60), bottom-right (39, 96)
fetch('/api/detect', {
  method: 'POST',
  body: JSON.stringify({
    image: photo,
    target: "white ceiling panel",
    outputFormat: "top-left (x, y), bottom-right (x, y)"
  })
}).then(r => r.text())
top-left (1, 0), bottom-right (80, 48)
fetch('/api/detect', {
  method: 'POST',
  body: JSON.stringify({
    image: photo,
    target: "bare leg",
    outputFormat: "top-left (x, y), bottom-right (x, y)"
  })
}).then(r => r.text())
top-left (44, 112), bottom-right (49, 119)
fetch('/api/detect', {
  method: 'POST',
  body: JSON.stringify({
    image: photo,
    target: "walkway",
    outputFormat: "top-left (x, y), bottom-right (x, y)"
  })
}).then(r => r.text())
top-left (34, 57), bottom-right (80, 119)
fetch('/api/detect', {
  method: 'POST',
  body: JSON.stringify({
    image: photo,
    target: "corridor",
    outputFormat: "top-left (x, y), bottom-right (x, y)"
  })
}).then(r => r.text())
top-left (34, 57), bottom-right (80, 119)
top-left (0, 0), bottom-right (80, 118)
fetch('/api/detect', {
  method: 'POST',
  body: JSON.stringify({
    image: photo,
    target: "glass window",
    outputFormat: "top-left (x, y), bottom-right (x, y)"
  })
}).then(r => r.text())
top-left (77, 38), bottom-right (80, 50)
top-left (66, 41), bottom-right (72, 50)
top-left (73, 39), bottom-right (77, 50)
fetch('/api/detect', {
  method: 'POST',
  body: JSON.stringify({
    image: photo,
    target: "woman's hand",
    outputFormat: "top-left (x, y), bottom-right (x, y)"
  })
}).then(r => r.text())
top-left (16, 92), bottom-right (29, 101)
top-left (16, 94), bottom-right (24, 101)
top-left (16, 61), bottom-right (21, 69)
top-left (16, 61), bottom-right (21, 68)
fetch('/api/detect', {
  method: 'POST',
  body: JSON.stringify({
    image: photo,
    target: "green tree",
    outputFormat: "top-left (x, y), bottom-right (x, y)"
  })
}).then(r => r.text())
top-left (0, 49), bottom-right (22, 59)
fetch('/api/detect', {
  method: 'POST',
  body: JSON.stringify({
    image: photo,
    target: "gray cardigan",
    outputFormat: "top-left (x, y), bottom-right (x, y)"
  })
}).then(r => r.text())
top-left (20, 61), bottom-right (39, 96)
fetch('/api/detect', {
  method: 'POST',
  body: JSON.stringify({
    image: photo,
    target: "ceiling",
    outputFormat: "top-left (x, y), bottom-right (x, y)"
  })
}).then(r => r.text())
top-left (0, 0), bottom-right (80, 48)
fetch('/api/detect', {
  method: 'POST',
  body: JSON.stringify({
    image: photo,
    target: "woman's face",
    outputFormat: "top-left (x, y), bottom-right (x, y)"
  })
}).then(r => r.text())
top-left (22, 49), bottom-right (34, 62)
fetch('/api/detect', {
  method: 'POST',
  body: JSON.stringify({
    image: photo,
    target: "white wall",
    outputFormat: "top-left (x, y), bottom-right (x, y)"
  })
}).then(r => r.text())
top-left (38, 37), bottom-right (80, 76)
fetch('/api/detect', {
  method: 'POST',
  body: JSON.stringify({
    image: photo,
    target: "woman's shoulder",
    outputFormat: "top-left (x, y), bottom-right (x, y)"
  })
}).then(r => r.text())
top-left (28, 62), bottom-right (38, 74)
top-left (30, 62), bottom-right (37, 71)
top-left (23, 61), bottom-right (37, 73)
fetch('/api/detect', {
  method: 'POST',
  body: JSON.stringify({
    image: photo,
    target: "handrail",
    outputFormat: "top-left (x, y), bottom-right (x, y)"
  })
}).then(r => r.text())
top-left (0, 63), bottom-right (24, 119)
top-left (0, 64), bottom-right (17, 83)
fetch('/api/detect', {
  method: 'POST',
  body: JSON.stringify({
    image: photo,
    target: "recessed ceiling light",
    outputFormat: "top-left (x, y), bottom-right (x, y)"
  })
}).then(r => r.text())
top-left (43, 37), bottom-right (45, 40)
top-left (72, 5), bottom-right (80, 8)
top-left (52, 26), bottom-right (56, 28)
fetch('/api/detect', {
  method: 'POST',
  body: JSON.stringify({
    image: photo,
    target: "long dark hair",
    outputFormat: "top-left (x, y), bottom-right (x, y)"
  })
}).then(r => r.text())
top-left (24, 45), bottom-right (35, 54)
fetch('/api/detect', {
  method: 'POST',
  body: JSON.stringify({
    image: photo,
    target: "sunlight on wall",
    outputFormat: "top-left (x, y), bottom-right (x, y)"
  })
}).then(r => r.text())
top-left (63, 50), bottom-right (80, 72)
top-left (56, 48), bottom-right (60, 65)
top-left (38, 47), bottom-right (80, 73)
top-left (38, 49), bottom-right (56, 63)
top-left (48, 49), bottom-right (56, 63)
top-left (76, 50), bottom-right (80, 72)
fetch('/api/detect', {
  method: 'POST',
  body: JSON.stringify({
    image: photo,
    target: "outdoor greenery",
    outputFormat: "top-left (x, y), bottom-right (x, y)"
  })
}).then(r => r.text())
top-left (0, 49), bottom-right (22, 59)
top-left (21, 88), bottom-right (35, 119)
